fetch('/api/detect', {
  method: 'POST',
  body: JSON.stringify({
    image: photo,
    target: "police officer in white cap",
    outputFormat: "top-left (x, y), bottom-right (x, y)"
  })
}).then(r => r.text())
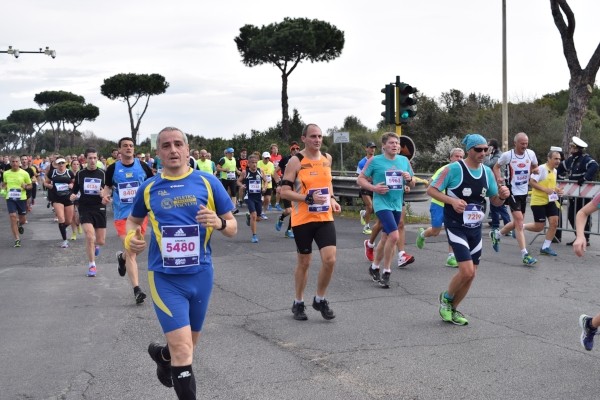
top-left (557, 137), bottom-right (599, 245)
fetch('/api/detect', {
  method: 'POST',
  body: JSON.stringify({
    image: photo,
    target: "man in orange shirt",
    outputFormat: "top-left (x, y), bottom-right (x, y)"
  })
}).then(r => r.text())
top-left (281, 124), bottom-right (341, 321)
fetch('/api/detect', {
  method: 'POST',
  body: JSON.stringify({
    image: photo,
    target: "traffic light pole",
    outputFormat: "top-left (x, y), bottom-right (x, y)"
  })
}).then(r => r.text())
top-left (395, 75), bottom-right (402, 136)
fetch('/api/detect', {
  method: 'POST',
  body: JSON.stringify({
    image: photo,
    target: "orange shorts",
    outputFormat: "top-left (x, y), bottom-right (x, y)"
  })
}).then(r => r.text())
top-left (114, 217), bottom-right (148, 238)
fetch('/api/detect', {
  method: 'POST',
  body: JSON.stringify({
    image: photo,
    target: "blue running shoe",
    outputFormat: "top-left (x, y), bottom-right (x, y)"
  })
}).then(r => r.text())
top-left (285, 229), bottom-right (295, 238)
top-left (540, 247), bottom-right (557, 256)
top-left (579, 314), bottom-right (597, 351)
top-left (251, 234), bottom-right (259, 243)
top-left (275, 219), bottom-right (283, 231)
top-left (275, 204), bottom-right (283, 211)
top-left (489, 229), bottom-right (500, 252)
top-left (95, 245), bottom-right (100, 257)
top-left (522, 253), bottom-right (537, 265)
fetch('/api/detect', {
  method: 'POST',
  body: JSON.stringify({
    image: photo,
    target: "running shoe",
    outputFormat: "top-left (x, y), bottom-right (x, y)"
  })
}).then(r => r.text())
top-left (445, 255), bottom-right (458, 268)
top-left (416, 227), bottom-right (425, 249)
top-left (14, 239), bottom-right (21, 248)
top-left (312, 297), bottom-right (335, 320)
top-left (451, 309), bottom-right (469, 326)
top-left (364, 240), bottom-right (375, 262)
top-left (379, 271), bottom-right (391, 289)
top-left (275, 218), bottom-right (283, 231)
top-left (579, 314), bottom-right (597, 351)
top-left (540, 247), bottom-right (558, 256)
top-left (245, 212), bottom-right (251, 227)
top-left (260, 213), bottom-right (268, 220)
top-left (61, 240), bottom-right (69, 248)
top-left (251, 234), bottom-right (259, 243)
top-left (439, 291), bottom-right (453, 322)
top-left (292, 301), bottom-right (308, 321)
top-left (275, 204), bottom-right (283, 211)
top-left (116, 251), bottom-right (126, 277)
top-left (398, 253), bottom-right (415, 268)
top-left (87, 265), bottom-right (97, 277)
top-left (285, 229), bottom-right (294, 238)
top-left (368, 265), bottom-right (381, 282)
top-left (522, 253), bottom-right (537, 266)
top-left (18, 223), bottom-right (24, 235)
top-left (95, 245), bottom-right (100, 257)
top-left (510, 230), bottom-right (516, 238)
top-left (362, 225), bottom-right (372, 235)
top-left (489, 229), bottom-right (500, 252)
top-left (359, 209), bottom-right (366, 226)
top-left (267, 204), bottom-right (272, 211)
top-left (70, 233), bottom-right (77, 241)
top-left (78, 225), bottom-right (83, 234)
top-left (148, 342), bottom-right (173, 387)
top-left (232, 208), bottom-right (239, 215)
top-left (134, 288), bottom-right (147, 304)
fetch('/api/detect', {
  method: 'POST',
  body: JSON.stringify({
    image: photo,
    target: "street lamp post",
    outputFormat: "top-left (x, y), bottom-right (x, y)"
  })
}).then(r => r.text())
top-left (0, 46), bottom-right (56, 59)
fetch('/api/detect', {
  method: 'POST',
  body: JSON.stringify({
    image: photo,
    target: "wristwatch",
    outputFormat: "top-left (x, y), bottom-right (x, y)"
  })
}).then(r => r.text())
top-left (304, 193), bottom-right (314, 205)
top-left (217, 217), bottom-right (227, 231)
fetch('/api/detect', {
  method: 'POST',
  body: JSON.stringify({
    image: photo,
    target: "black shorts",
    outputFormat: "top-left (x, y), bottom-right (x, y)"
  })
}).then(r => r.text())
top-left (79, 206), bottom-right (107, 228)
top-left (506, 194), bottom-right (527, 214)
top-left (220, 179), bottom-right (237, 196)
top-left (531, 202), bottom-right (559, 223)
top-left (263, 188), bottom-right (273, 196)
top-left (359, 189), bottom-right (373, 197)
top-left (52, 196), bottom-right (73, 207)
top-left (282, 199), bottom-right (292, 209)
top-left (292, 221), bottom-right (336, 254)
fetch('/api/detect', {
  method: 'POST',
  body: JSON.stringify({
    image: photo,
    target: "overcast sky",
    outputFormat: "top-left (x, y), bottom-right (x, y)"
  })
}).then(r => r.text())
top-left (2, 0), bottom-right (599, 144)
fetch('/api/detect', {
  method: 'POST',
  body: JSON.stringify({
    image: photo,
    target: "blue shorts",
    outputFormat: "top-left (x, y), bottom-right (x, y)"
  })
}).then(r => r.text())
top-left (149, 269), bottom-right (213, 334)
top-left (429, 203), bottom-right (444, 228)
top-left (375, 209), bottom-right (401, 234)
top-left (6, 199), bottom-right (27, 215)
top-left (445, 226), bottom-right (482, 265)
top-left (246, 196), bottom-right (262, 215)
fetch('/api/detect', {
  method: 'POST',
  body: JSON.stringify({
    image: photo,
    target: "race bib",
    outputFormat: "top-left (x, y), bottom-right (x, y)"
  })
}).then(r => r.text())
top-left (118, 181), bottom-right (140, 203)
top-left (8, 188), bottom-right (22, 199)
top-left (513, 170), bottom-right (529, 185)
top-left (548, 192), bottom-right (559, 201)
top-left (55, 182), bottom-right (70, 196)
top-left (248, 179), bottom-right (261, 193)
top-left (226, 171), bottom-right (236, 180)
top-left (161, 225), bottom-right (201, 268)
top-left (308, 187), bottom-right (330, 213)
top-left (463, 204), bottom-right (485, 228)
top-left (83, 177), bottom-right (101, 195)
top-left (385, 170), bottom-right (404, 190)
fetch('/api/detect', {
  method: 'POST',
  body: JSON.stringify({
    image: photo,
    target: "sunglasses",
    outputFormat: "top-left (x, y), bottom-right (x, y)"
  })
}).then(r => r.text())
top-left (291, 147), bottom-right (300, 151)
top-left (471, 147), bottom-right (489, 153)
top-left (57, 162), bottom-right (66, 164)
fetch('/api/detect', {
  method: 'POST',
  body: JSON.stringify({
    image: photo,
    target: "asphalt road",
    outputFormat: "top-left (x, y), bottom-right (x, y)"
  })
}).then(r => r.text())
top-left (1, 197), bottom-right (600, 400)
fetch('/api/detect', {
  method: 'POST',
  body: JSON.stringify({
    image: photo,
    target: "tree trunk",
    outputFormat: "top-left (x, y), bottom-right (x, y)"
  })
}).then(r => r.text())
top-left (281, 72), bottom-right (290, 142)
top-left (562, 77), bottom-right (592, 150)
top-left (551, 0), bottom-right (600, 148)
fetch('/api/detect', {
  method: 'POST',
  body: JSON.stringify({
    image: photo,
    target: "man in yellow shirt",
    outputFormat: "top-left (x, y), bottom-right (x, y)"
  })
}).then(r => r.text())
top-left (2, 155), bottom-right (32, 247)
top-left (523, 149), bottom-right (563, 256)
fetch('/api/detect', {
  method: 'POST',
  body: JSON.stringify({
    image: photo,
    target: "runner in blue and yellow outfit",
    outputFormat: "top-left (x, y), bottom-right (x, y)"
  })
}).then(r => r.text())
top-left (125, 127), bottom-right (237, 399)
top-left (428, 134), bottom-right (510, 326)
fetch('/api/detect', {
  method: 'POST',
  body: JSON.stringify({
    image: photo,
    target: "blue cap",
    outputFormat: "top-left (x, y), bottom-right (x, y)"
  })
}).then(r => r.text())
top-left (225, 147), bottom-right (234, 153)
top-left (462, 134), bottom-right (487, 150)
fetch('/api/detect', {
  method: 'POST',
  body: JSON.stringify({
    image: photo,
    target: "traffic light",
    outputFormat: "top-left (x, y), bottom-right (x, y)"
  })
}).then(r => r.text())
top-left (398, 82), bottom-right (417, 124)
top-left (381, 84), bottom-right (395, 125)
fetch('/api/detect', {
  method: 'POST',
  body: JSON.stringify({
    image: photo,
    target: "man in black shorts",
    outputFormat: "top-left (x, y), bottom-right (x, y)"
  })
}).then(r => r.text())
top-left (70, 148), bottom-right (111, 277)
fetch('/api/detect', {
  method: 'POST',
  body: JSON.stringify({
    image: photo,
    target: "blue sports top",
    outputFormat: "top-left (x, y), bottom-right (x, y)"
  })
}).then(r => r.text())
top-left (130, 168), bottom-right (234, 274)
top-left (109, 159), bottom-right (152, 220)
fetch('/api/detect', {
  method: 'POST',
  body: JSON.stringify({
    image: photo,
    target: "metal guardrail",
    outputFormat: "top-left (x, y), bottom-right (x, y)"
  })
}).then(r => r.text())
top-left (332, 171), bottom-right (430, 203)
